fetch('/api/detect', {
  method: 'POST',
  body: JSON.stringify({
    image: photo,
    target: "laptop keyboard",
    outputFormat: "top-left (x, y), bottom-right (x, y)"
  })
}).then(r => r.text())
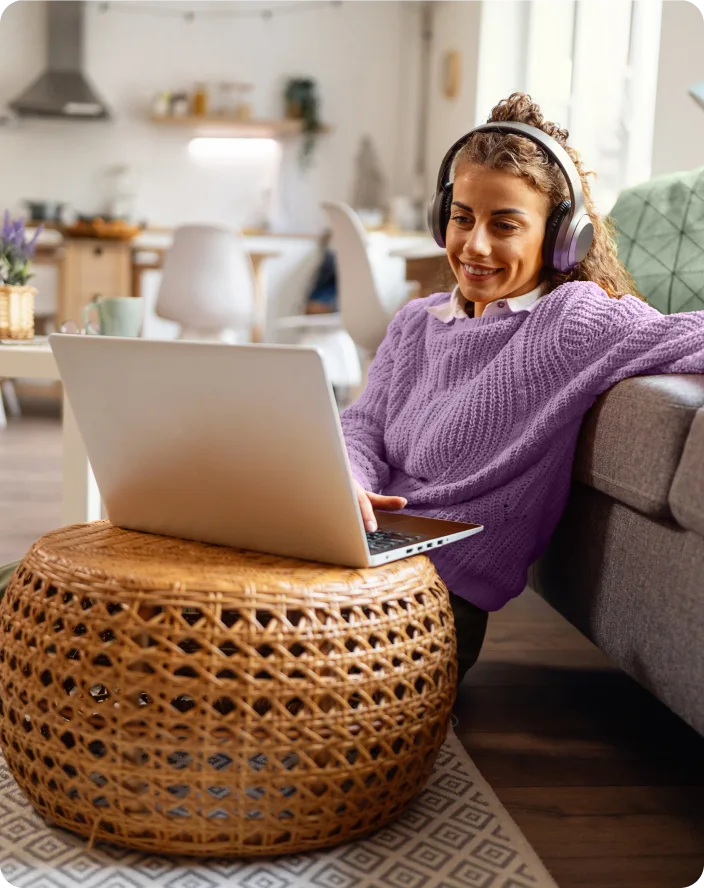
top-left (365, 529), bottom-right (426, 555)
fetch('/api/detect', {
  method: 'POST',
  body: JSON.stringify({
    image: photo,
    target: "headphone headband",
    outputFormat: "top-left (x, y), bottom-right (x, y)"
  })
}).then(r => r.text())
top-left (428, 120), bottom-right (594, 273)
top-left (435, 121), bottom-right (586, 219)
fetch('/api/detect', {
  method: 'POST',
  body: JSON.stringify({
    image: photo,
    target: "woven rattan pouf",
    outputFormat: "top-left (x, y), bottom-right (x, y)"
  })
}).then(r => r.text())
top-left (0, 522), bottom-right (457, 858)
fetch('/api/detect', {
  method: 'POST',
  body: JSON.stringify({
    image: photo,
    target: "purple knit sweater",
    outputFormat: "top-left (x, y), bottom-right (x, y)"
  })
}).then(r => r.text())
top-left (340, 281), bottom-right (704, 611)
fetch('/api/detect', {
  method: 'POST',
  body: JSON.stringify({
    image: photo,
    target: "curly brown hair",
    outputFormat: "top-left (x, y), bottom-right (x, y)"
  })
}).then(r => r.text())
top-left (450, 92), bottom-right (643, 301)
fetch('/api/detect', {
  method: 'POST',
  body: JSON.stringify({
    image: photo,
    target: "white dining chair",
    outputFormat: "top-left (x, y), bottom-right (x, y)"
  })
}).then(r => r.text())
top-left (276, 310), bottom-right (362, 397)
top-left (155, 225), bottom-right (256, 343)
top-left (321, 201), bottom-right (417, 356)
top-left (274, 203), bottom-right (419, 405)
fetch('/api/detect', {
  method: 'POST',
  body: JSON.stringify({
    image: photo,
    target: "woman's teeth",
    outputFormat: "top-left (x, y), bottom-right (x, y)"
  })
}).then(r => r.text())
top-left (464, 265), bottom-right (499, 276)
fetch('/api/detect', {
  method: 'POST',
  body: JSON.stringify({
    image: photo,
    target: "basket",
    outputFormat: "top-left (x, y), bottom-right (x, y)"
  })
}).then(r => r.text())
top-left (0, 284), bottom-right (35, 339)
top-left (0, 522), bottom-right (457, 858)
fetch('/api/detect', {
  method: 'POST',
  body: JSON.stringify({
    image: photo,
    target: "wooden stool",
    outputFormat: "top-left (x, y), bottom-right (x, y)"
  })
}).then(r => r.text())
top-left (0, 522), bottom-right (457, 857)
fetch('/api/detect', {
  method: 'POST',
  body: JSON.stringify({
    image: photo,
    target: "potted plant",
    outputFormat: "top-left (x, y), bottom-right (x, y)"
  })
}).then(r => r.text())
top-left (284, 77), bottom-right (322, 168)
top-left (0, 212), bottom-right (42, 340)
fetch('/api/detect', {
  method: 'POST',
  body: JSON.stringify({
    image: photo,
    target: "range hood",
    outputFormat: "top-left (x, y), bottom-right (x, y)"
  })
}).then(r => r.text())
top-left (9, 1), bottom-right (109, 120)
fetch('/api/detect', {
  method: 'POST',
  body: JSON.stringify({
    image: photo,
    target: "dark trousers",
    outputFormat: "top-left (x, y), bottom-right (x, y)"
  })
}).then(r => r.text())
top-left (449, 591), bottom-right (488, 685)
top-left (0, 561), bottom-right (19, 600)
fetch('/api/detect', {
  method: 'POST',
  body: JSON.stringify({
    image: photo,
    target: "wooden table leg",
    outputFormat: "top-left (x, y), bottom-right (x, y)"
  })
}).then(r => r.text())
top-left (249, 255), bottom-right (272, 344)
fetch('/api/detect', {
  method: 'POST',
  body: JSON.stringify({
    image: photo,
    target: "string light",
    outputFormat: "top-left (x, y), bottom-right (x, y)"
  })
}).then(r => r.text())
top-left (98, 1), bottom-right (342, 23)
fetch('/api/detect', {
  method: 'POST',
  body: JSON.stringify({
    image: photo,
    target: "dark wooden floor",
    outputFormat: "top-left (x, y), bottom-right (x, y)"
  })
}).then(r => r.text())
top-left (1, 410), bottom-right (703, 888)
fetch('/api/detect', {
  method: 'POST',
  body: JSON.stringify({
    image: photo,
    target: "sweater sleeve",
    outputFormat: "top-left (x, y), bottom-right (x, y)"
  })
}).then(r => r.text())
top-left (558, 284), bottom-right (704, 391)
top-left (339, 304), bottom-right (409, 493)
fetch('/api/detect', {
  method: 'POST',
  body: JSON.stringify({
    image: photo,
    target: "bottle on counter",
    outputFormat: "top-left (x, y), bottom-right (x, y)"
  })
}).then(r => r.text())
top-left (109, 166), bottom-right (138, 223)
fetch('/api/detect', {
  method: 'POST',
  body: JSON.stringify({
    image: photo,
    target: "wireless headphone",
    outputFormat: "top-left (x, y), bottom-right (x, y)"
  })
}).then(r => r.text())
top-left (427, 121), bottom-right (594, 274)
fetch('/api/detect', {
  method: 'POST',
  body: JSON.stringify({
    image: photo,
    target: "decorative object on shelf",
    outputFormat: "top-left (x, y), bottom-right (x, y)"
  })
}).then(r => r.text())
top-left (0, 212), bottom-right (41, 339)
top-left (212, 82), bottom-right (255, 120)
top-left (216, 81), bottom-right (238, 116)
top-left (443, 49), bottom-right (461, 99)
top-left (151, 91), bottom-right (170, 118)
top-left (351, 135), bottom-right (388, 220)
top-left (171, 92), bottom-right (189, 117)
top-left (192, 83), bottom-right (208, 116)
top-left (284, 77), bottom-right (322, 167)
top-left (63, 217), bottom-right (141, 240)
top-left (233, 82), bottom-right (254, 121)
top-left (23, 200), bottom-right (64, 224)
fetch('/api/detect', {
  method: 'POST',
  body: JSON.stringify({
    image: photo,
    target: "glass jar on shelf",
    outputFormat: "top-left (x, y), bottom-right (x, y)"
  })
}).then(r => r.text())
top-left (216, 82), bottom-right (237, 117)
top-left (151, 91), bottom-right (170, 118)
top-left (233, 82), bottom-right (254, 122)
top-left (171, 93), bottom-right (189, 117)
top-left (192, 83), bottom-right (208, 116)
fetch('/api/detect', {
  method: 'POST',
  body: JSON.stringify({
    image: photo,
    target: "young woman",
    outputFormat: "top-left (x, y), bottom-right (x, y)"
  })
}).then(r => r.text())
top-left (341, 92), bottom-right (704, 682)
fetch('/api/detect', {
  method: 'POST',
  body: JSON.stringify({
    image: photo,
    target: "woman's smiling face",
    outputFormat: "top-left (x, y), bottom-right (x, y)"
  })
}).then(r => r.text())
top-left (445, 163), bottom-right (550, 317)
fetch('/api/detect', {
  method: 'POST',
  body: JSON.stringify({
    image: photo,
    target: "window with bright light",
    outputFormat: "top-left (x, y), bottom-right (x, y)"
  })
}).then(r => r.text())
top-left (522, 0), bottom-right (663, 213)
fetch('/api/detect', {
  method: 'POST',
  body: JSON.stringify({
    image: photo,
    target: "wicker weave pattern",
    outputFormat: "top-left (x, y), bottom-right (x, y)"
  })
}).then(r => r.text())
top-left (0, 285), bottom-right (35, 339)
top-left (0, 522), bottom-right (456, 857)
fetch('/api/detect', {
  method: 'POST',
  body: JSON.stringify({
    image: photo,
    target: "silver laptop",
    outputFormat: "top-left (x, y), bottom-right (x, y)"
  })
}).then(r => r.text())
top-left (49, 334), bottom-right (483, 568)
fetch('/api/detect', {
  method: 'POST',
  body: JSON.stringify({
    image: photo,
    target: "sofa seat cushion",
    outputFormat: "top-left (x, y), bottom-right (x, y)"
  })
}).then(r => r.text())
top-left (670, 407), bottom-right (704, 534)
top-left (573, 374), bottom-right (704, 519)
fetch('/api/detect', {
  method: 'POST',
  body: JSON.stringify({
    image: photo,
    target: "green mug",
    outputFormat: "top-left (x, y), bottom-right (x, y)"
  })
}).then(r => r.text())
top-left (83, 296), bottom-right (143, 337)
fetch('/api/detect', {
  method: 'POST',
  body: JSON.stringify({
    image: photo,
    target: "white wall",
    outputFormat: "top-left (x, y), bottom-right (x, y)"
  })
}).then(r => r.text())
top-left (0, 0), bottom-right (420, 233)
top-left (424, 0), bottom-right (482, 194)
top-left (475, 0), bottom-right (528, 125)
top-left (652, 0), bottom-right (704, 176)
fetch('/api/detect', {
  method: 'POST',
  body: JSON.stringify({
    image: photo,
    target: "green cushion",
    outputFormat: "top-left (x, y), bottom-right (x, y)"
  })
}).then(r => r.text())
top-left (610, 166), bottom-right (704, 314)
top-left (0, 561), bottom-right (20, 600)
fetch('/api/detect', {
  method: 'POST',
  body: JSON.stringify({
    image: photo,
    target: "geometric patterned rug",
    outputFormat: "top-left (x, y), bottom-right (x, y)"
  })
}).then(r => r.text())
top-left (0, 727), bottom-right (558, 888)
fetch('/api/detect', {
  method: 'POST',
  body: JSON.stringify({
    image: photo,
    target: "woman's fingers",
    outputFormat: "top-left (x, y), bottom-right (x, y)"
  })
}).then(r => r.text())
top-left (352, 479), bottom-right (407, 533)
top-left (356, 488), bottom-right (378, 532)
top-left (367, 492), bottom-right (408, 511)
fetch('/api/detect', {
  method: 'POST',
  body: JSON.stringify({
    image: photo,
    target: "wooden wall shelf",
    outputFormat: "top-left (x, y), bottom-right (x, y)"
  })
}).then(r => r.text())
top-left (149, 115), bottom-right (329, 139)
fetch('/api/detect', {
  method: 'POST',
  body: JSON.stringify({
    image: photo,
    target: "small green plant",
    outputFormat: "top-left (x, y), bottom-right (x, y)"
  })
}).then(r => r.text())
top-left (284, 77), bottom-right (322, 168)
top-left (0, 212), bottom-right (42, 286)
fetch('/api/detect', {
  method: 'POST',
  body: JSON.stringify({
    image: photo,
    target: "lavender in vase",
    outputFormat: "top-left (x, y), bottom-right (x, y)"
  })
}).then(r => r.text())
top-left (0, 211), bottom-right (43, 286)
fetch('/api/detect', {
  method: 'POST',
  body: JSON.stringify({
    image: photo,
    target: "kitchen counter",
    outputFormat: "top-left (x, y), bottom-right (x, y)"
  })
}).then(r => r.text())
top-left (25, 225), bottom-right (441, 339)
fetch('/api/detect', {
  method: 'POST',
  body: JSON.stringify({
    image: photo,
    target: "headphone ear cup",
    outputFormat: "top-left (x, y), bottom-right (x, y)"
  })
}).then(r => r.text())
top-left (441, 185), bottom-right (453, 236)
top-left (543, 200), bottom-right (572, 270)
top-left (428, 184), bottom-right (454, 247)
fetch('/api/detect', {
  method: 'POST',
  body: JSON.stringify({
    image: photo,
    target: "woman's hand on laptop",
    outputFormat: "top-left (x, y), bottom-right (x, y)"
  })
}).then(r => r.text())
top-left (353, 479), bottom-right (407, 533)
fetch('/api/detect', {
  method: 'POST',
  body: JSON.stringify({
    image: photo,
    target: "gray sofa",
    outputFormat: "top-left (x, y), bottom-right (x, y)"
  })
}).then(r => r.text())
top-left (528, 373), bottom-right (704, 736)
